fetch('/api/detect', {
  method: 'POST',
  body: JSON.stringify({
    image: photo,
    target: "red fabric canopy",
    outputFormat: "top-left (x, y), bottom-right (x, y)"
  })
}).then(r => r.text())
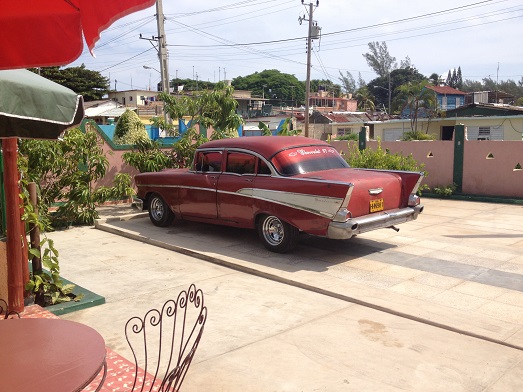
top-left (0, 0), bottom-right (156, 70)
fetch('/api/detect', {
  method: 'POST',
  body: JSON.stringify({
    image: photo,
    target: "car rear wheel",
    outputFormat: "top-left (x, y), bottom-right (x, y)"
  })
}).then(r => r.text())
top-left (257, 215), bottom-right (299, 253)
top-left (148, 193), bottom-right (174, 227)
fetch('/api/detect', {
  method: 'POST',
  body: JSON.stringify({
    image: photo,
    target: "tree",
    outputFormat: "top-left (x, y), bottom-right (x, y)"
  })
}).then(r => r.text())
top-left (428, 73), bottom-right (440, 86)
top-left (232, 70), bottom-right (304, 106)
top-left (29, 65), bottom-right (109, 101)
top-left (338, 71), bottom-right (356, 95)
top-left (362, 41), bottom-right (397, 78)
top-left (355, 86), bottom-right (375, 112)
top-left (400, 56), bottom-right (413, 69)
top-left (113, 110), bottom-right (149, 145)
top-left (395, 80), bottom-right (437, 132)
top-left (18, 127), bottom-right (134, 226)
top-left (444, 67), bottom-right (463, 89)
top-left (159, 82), bottom-right (244, 166)
top-left (177, 81), bottom-right (243, 137)
top-left (456, 67), bottom-right (463, 90)
top-left (169, 78), bottom-right (215, 93)
top-left (368, 67), bottom-right (425, 113)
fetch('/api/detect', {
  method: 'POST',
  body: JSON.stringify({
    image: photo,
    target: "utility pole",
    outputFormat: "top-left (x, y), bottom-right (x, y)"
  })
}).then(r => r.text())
top-left (299, 1), bottom-right (319, 138)
top-left (156, 0), bottom-right (169, 96)
top-left (140, 0), bottom-right (170, 123)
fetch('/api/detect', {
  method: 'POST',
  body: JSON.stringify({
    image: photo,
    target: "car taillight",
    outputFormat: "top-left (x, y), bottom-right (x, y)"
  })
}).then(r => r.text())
top-left (408, 194), bottom-right (420, 207)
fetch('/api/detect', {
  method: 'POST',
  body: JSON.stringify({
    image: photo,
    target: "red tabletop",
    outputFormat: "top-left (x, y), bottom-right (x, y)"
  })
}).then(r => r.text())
top-left (0, 318), bottom-right (106, 392)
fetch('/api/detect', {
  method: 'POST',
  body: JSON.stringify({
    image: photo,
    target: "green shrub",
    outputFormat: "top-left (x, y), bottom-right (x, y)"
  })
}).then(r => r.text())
top-left (401, 130), bottom-right (435, 141)
top-left (432, 183), bottom-right (457, 197)
top-left (113, 109), bottom-right (149, 145)
top-left (19, 127), bottom-right (135, 226)
top-left (344, 140), bottom-right (426, 173)
top-left (122, 138), bottom-right (175, 173)
top-left (334, 133), bottom-right (359, 141)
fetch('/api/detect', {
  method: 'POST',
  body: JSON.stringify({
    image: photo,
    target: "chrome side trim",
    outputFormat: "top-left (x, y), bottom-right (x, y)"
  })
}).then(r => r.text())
top-left (368, 188), bottom-right (383, 195)
top-left (238, 188), bottom-right (344, 219)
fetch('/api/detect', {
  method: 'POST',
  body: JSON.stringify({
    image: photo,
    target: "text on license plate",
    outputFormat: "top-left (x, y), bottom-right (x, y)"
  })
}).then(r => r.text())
top-left (370, 198), bottom-right (384, 213)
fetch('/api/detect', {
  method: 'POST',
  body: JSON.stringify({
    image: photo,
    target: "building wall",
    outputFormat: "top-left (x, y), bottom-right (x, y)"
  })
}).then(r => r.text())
top-left (371, 117), bottom-right (523, 141)
top-left (108, 90), bottom-right (159, 106)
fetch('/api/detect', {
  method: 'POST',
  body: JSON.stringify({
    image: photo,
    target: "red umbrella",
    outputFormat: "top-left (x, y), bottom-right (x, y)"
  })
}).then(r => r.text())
top-left (0, 0), bottom-right (156, 312)
top-left (0, 0), bottom-right (156, 70)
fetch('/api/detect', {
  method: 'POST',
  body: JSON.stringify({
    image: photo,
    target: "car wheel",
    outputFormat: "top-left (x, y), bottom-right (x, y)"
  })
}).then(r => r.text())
top-left (257, 215), bottom-right (299, 253)
top-left (148, 193), bottom-right (174, 227)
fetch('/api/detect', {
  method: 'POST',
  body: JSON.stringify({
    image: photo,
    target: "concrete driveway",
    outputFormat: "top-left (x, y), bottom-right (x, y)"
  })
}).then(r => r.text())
top-left (55, 198), bottom-right (523, 391)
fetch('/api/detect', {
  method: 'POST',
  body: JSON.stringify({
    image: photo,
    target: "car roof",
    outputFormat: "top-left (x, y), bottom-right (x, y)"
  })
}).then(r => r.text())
top-left (198, 136), bottom-right (330, 160)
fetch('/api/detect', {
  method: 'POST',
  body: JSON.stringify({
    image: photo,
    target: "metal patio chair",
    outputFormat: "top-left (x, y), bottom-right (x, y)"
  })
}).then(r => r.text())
top-left (125, 284), bottom-right (208, 392)
top-left (0, 299), bottom-right (20, 319)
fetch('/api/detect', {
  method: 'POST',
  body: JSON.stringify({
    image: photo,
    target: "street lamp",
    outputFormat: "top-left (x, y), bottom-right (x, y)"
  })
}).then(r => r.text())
top-left (143, 65), bottom-right (160, 74)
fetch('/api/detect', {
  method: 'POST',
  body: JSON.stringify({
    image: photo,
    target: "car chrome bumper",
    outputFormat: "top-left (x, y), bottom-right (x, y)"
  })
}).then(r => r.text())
top-left (327, 205), bottom-right (424, 240)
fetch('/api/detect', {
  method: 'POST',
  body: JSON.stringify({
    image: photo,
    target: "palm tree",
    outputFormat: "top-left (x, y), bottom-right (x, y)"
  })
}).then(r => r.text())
top-left (355, 86), bottom-right (375, 112)
top-left (395, 80), bottom-right (436, 132)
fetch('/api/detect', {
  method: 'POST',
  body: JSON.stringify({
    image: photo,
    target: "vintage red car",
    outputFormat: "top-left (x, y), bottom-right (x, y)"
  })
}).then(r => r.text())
top-left (135, 136), bottom-right (424, 252)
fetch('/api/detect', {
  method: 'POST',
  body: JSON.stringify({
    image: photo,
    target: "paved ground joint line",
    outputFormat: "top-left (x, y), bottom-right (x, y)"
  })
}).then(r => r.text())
top-left (96, 221), bottom-right (523, 354)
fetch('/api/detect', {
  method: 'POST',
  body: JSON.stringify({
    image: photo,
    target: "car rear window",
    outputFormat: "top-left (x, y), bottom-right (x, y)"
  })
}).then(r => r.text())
top-left (271, 145), bottom-right (349, 176)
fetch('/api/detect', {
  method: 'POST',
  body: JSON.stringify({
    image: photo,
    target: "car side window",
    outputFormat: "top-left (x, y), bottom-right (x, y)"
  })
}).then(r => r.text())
top-left (195, 151), bottom-right (222, 172)
top-left (257, 159), bottom-right (272, 175)
top-left (226, 152), bottom-right (255, 175)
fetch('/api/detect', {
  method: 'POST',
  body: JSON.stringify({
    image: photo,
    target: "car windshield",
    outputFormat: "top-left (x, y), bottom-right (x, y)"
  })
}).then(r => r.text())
top-left (271, 145), bottom-right (349, 176)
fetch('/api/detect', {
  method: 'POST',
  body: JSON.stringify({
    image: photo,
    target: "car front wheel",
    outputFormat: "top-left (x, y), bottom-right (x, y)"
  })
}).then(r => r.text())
top-left (148, 193), bottom-right (175, 227)
top-left (257, 215), bottom-right (299, 253)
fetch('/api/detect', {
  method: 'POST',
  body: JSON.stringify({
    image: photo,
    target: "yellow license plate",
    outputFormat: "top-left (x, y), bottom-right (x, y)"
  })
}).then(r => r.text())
top-left (370, 198), bottom-right (384, 213)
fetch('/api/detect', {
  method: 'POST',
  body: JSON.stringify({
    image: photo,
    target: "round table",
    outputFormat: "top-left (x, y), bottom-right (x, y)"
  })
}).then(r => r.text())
top-left (0, 318), bottom-right (107, 392)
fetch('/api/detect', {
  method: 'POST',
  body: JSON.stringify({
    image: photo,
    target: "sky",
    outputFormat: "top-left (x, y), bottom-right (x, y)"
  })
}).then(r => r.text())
top-left (69, 0), bottom-right (523, 92)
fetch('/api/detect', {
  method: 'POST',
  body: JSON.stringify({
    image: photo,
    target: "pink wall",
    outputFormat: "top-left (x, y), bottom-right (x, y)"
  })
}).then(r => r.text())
top-left (463, 141), bottom-right (523, 198)
top-left (95, 143), bottom-right (140, 188)
top-left (331, 140), bottom-right (523, 198)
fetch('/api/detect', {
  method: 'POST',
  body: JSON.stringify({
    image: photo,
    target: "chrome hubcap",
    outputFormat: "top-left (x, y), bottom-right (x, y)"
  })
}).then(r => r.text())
top-left (262, 216), bottom-right (284, 246)
top-left (150, 197), bottom-right (164, 221)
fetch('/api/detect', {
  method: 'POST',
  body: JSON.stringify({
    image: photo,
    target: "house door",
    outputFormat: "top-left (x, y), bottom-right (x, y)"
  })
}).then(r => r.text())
top-left (442, 126), bottom-right (454, 140)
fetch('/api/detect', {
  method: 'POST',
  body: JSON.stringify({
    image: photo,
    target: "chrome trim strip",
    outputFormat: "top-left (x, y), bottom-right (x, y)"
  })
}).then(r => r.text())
top-left (368, 188), bottom-right (383, 195)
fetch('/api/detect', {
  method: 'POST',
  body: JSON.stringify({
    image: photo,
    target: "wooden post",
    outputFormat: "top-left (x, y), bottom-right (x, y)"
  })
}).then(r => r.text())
top-left (3, 138), bottom-right (24, 312)
top-left (28, 182), bottom-right (42, 274)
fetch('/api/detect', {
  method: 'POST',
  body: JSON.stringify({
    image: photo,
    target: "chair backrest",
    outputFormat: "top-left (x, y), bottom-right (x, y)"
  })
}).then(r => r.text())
top-left (0, 299), bottom-right (20, 319)
top-left (125, 284), bottom-right (207, 392)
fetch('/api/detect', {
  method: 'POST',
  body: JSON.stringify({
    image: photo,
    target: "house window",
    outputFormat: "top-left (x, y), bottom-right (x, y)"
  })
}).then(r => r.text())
top-left (129, 96), bottom-right (133, 102)
top-left (337, 128), bottom-right (352, 136)
top-left (467, 126), bottom-right (504, 141)
top-left (478, 127), bottom-right (490, 140)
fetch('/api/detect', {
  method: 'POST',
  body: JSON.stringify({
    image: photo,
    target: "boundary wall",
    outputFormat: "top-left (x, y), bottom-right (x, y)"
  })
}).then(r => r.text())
top-left (331, 125), bottom-right (523, 199)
